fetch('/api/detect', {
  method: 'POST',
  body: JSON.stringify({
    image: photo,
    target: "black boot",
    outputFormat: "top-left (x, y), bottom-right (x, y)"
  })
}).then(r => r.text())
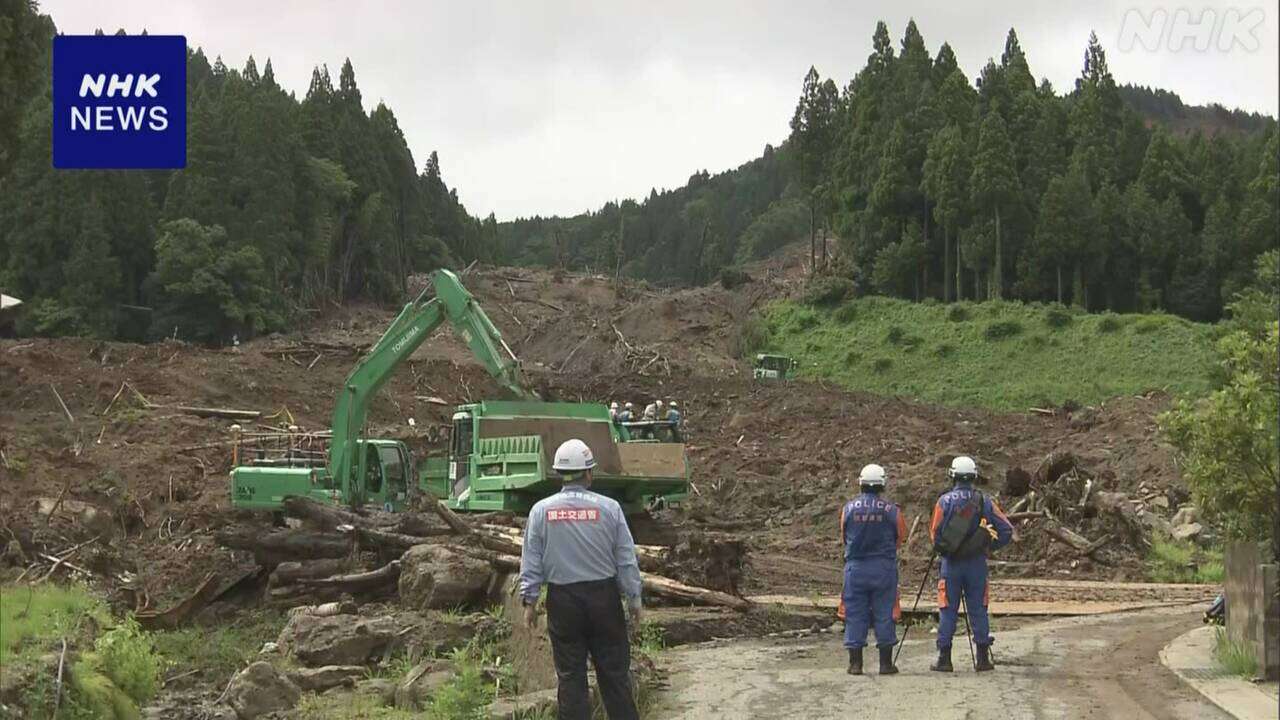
top-left (847, 647), bottom-right (863, 675)
top-left (878, 645), bottom-right (899, 675)
top-left (930, 646), bottom-right (953, 673)
top-left (975, 644), bottom-right (994, 672)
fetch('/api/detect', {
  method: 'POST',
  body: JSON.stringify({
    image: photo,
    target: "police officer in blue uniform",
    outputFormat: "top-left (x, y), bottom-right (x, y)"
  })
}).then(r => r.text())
top-left (928, 455), bottom-right (1014, 672)
top-left (840, 463), bottom-right (908, 675)
top-left (519, 439), bottom-right (642, 720)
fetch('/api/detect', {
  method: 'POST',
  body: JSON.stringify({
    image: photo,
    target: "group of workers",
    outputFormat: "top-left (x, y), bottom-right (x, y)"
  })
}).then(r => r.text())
top-left (609, 399), bottom-right (683, 441)
top-left (518, 438), bottom-right (1013, 720)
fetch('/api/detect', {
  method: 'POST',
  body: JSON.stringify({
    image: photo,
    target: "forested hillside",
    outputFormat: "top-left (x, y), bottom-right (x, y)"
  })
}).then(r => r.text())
top-left (501, 23), bottom-right (1278, 322)
top-left (1, 5), bottom-right (1277, 344)
top-left (1118, 84), bottom-right (1274, 136)
top-left (0, 3), bottom-right (493, 343)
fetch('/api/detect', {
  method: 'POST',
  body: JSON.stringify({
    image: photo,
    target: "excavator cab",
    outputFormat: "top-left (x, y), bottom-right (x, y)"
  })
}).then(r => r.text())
top-left (449, 411), bottom-right (474, 500)
top-left (753, 353), bottom-right (798, 380)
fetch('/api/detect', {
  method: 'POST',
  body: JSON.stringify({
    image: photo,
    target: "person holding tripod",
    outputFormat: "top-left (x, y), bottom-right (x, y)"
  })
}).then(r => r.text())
top-left (839, 463), bottom-right (908, 675)
top-left (928, 456), bottom-right (1014, 672)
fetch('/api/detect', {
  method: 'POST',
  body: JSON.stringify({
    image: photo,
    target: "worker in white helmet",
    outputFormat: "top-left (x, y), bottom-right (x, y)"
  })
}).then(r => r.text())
top-left (928, 456), bottom-right (1013, 672)
top-left (608, 401), bottom-right (619, 423)
top-left (618, 402), bottom-right (633, 424)
top-left (665, 401), bottom-right (682, 442)
top-left (641, 400), bottom-right (657, 421)
top-left (839, 463), bottom-right (908, 675)
top-left (519, 439), bottom-right (641, 720)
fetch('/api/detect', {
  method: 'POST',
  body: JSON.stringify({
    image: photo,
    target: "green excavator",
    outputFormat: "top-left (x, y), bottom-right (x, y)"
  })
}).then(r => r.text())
top-left (229, 269), bottom-right (688, 516)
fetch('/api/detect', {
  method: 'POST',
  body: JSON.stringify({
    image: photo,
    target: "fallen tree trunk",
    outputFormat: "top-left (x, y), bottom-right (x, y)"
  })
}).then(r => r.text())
top-left (1042, 522), bottom-right (1092, 551)
top-left (215, 527), bottom-right (350, 565)
top-left (344, 526), bottom-right (439, 555)
top-left (454, 547), bottom-right (750, 611)
top-left (473, 525), bottom-right (673, 573)
top-left (135, 572), bottom-right (220, 631)
top-left (270, 559), bottom-right (351, 586)
top-left (282, 495), bottom-right (452, 537)
top-left (167, 405), bottom-right (261, 420)
top-left (1078, 534), bottom-right (1114, 557)
top-left (1042, 523), bottom-right (1112, 564)
top-left (295, 560), bottom-right (400, 592)
top-left (641, 573), bottom-right (752, 611)
top-left (425, 492), bottom-right (476, 536)
top-left (282, 496), bottom-right (369, 531)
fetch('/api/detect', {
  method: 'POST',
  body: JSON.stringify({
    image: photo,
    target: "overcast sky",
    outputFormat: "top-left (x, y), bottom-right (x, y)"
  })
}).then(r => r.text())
top-left (42, 0), bottom-right (1279, 220)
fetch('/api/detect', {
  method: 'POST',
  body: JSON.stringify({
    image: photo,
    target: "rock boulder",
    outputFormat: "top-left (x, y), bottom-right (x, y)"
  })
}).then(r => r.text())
top-left (394, 660), bottom-right (456, 710)
top-left (398, 544), bottom-right (492, 611)
top-left (225, 662), bottom-right (300, 719)
top-left (278, 613), bottom-right (401, 666)
top-left (286, 665), bottom-right (367, 692)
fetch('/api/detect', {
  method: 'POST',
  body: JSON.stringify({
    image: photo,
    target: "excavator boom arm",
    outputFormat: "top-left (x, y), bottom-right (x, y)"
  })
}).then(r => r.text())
top-left (328, 269), bottom-right (535, 504)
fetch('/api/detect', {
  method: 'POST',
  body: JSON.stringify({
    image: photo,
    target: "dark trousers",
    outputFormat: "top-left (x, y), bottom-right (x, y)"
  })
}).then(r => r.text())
top-left (546, 578), bottom-right (639, 720)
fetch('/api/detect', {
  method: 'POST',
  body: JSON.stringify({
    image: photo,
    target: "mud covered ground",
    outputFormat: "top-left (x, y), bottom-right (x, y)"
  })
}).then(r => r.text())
top-left (0, 252), bottom-right (1193, 612)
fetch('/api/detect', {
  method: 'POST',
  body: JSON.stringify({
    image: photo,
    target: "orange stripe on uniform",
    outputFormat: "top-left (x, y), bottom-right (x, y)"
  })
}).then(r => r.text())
top-left (937, 578), bottom-right (948, 609)
top-left (929, 502), bottom-right (944, 543)
top-left (893, 588), bottom-right (902, 622)
top-left (895, 508), bottom-right (908, 548)
top-left (837, 596), bottom-right (846, 621)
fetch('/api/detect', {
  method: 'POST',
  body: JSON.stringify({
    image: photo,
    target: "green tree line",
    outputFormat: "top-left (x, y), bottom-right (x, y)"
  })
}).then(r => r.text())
top-left (0, 2), bottom-right (493, 343)
top-left (2, 6), bottom-right (1277, 341)
top-left (499, 22), bottom-right (1277, 322)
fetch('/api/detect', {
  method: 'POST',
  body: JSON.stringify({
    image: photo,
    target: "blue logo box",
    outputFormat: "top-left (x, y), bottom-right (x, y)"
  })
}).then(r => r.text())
top-left (53, 34), bottom-right (187, 169)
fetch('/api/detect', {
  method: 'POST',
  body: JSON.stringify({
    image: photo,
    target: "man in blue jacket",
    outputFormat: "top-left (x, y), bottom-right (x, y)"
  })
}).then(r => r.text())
top-left (928, 455), bottom-right (1014, 672)
top-left (839, 463), bottom-right (908, 675)
top-left (519, 439), bottom-right (642, 720)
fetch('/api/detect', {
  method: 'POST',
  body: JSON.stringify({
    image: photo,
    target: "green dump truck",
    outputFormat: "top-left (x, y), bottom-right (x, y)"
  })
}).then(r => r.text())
top-left (230, 269), bottom-right (688, 516)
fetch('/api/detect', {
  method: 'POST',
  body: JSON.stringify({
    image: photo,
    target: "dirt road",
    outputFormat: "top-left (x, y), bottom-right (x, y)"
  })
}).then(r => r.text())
top-left (651, 607), bottom-right (1229, 719)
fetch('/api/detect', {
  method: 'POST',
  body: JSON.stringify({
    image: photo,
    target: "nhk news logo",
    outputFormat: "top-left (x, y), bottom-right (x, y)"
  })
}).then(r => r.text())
top-left (53, 35), bottom-right (186, 169)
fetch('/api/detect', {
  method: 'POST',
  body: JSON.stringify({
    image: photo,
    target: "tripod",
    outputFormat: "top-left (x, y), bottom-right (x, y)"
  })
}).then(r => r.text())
top-left (893, 551), bottom-right (936, 664)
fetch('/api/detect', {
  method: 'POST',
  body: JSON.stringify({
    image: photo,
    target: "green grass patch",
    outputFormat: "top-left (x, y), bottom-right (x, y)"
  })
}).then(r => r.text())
top-left (801, 277), bottom-right (853, 307)
top-left (833, 304), bottom-right (858, 324)
top-left (150, 609), bottom-right (286, 683)
top-left (1044, 304), bottom-right (1074, 329)
top-left (2, 585), bottom-right (163, 719)
top-left (295, 692), bottom-right (416, 719)
top-left (730, 314), bottom-right (772, 359)
top-left (761, 297), bottom-right (1215, 410)
top-left (1213, 627), bottom-right (1259, 678)
top-left (1, 584), bottom-right (109, 668)
top-left (634, 622), bottom-right (665, 659)
top-left (1146, 538), bottom-right (1224, 584)
top-left (984, 319), bottom-right (1024, 340)
top-left (1096, 314), bottom-right (1124, 333)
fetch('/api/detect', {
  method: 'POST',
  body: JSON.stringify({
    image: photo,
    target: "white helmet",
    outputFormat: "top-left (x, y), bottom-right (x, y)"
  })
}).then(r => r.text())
top-left (859, 463), bottom-right (887, 487)
top-left (656, 399), bottom-right (664, 406)
top-left (553, 439), bottom-right (596, 473)
top-left (949, 456), bottom-right (978, 481)
top-left (610, 401), bottom-right (618, 409)
top-left (625, 402), bottom-right (633, 409)
top-left (669, 401), bottom-right (677, 409)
